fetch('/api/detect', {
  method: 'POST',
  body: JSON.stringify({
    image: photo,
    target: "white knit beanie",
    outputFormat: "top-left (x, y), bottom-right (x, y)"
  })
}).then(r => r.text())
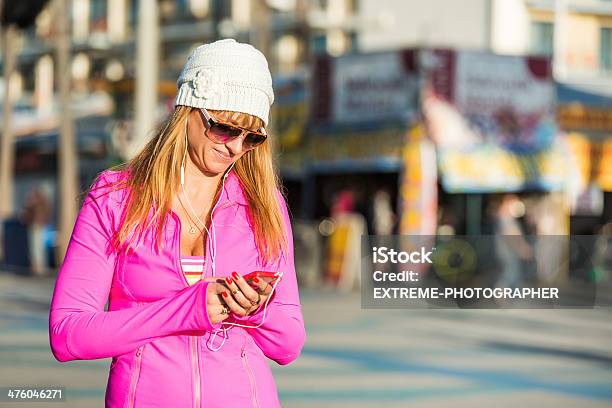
top-left (175, 38), bottom-right (275, 126)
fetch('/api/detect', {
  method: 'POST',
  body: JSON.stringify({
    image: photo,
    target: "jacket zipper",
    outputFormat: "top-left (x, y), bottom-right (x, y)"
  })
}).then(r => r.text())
top-left (170, 184), bottom-right (234, 408)
top-left (190, 336), bottom-right (201, 408)
top-left (191, 197), bottom-right (230, 408)
top-left (169, 215), bottom-right (202, 408)
top-left (127, 345), bottom-right (144, 408)
top-left (241, 343), bottom-right (260, 408)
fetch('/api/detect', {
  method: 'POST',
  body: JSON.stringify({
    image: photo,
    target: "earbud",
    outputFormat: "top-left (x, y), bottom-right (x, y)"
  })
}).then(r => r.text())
top-left (223, 162), bottom-right (235, 178)
top-left (180, 165), bottom-right (185, 186)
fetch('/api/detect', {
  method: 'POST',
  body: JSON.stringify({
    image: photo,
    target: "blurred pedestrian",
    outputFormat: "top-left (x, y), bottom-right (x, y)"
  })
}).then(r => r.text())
top-left (325, 189), bottom-right (366, 292)
top-left (489, 194), bottom-right (533, 290)
top-left (372, 188), bottom-right (395, 236)
top-left (20, 185), bottom-right (51, 276)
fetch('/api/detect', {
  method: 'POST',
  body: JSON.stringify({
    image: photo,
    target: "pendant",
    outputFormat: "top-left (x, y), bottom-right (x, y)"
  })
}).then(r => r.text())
top-left (189, 226), bottom-right (197, 234)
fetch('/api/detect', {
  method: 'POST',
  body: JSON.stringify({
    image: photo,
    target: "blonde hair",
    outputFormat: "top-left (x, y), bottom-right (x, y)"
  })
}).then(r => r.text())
top-left (89, 105), bottom-right (288, 264)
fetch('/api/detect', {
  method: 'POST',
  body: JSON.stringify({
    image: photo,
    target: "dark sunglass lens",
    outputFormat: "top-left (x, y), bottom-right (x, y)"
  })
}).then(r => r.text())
top-left (211, 123), bottom-right (242, 140)
top-left (244, 133), bottom-right (267, 148)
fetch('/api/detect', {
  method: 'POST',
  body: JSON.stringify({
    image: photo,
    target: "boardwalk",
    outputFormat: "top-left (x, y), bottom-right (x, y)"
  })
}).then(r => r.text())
top-left (1, 272), bottom-right (611, 407)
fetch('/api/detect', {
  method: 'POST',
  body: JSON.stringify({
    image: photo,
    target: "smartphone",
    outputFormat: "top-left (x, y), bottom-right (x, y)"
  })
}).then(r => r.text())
top-left (243, 271), bottom-right (281, 286)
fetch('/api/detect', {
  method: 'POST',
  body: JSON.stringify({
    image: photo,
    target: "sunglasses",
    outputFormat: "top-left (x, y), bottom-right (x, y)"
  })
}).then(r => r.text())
top-left (198, 108), bottom-right (268, 150)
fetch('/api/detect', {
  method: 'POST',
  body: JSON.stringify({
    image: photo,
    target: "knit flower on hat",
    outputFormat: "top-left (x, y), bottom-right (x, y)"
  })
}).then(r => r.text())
top-left (191, 68), bottom-right (220, 100)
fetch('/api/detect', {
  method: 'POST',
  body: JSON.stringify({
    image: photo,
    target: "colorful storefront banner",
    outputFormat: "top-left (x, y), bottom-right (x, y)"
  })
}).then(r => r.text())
top-left (436, 141), bottom-right (568, 193)
top-left (421, 49), bottom-right (570, 193)
top-left (422, 49), bottom-right (557, 150)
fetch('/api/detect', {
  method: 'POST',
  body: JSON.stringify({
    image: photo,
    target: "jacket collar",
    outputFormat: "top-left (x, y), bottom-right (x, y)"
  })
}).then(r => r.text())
top-left (220, 169), bottom-right (249, 206)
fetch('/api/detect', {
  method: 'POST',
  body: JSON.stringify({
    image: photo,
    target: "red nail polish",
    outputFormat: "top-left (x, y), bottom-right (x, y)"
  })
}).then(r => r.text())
top-left (253, 277), bottom-right (260, 283)
top-left (231, 271), bottom-right (239, 280)
top-left (222, 291), bottom-right (229, 298)
top-left (226, 276), bottom-right (233, 285)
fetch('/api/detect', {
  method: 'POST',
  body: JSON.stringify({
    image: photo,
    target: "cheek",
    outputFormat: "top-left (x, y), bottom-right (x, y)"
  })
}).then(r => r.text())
top-left (188, 131), bottom-right (206, 152)
top-left (193, 135), bottom-right (213, 151)
top-left (201, 135), bottom-right (214, 150)
top-left (198, 139), bottom-right (219, 161)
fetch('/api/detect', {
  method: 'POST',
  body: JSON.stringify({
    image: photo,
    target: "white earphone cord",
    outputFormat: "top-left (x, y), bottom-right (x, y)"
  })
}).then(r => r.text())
top-left (181, 119), bottom-right (281, 351)
top-left (181, 118), bottom-right (232, 276)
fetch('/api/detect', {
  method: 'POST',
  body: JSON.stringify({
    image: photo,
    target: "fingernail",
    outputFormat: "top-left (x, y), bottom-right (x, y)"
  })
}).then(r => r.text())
top-left (222, 291), bottom-right (229, 298)
top-left (253, 277), bottom-right (260, 283)
top-left (226, 276), bottom-right (233, 285)
top-left (231, 271), bottom-right (240, 280)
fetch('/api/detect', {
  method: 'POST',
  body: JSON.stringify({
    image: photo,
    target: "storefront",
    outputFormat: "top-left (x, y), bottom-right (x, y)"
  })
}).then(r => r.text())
top-left (287, 47), bottom-right (594, 286)
top-left (302, 49), bottom-right (420, 227)
top-left (557, 82), bottom-right (612, 234)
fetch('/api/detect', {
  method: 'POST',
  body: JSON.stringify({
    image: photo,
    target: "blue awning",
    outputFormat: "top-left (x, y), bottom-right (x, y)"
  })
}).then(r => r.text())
top-left (556, 82), bottom-right (612, 107)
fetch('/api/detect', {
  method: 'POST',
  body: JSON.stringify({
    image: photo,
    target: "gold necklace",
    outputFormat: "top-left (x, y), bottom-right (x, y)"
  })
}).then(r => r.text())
top-left (178, 191), bottom-right (207, 235)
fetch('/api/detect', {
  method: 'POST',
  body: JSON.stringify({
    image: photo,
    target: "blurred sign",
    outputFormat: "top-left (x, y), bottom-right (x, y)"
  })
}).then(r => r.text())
top-left (422, 49), bottom-right (565, 192)
top-left (272, 73), bottom-right (309, 175)
top-left (556, 82), bottom-right (612, 134)
top-left (272, 73), bottom-right (309, 150)
top-left (558, 106), bottom-right (612, 132)
top-left (312, 50), bottom-right (419, 124)
top-left (437, 142), bottom-right (568, 193)
top-left (423, 49), bottom-right (557, 150)
top-left (307, 125), bottom-right (405, 167)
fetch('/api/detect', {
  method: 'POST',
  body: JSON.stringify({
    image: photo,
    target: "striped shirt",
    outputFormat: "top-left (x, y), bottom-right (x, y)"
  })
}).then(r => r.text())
top-left (180, 255), bottom-right (205, 285)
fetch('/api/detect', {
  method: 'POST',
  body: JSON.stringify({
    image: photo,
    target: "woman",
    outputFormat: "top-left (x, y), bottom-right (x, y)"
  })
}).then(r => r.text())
top-left (49, 38), bottom-right (306, 408)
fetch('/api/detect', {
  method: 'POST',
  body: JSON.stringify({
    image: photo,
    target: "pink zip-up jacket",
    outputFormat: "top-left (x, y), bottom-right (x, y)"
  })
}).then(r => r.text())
top-left (49, 168), bottom-right (306, 407)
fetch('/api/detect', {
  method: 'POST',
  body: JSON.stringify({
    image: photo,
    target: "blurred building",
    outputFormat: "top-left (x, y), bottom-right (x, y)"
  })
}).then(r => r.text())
top-left (0, 0), bottom-right (363, 217)
top-left (2, 0), bottom-right (611, 278)
top-left (4, 0), bottom-right (361, 112)
top-left (354, 0), bottom-right (612, 234)
top-left (358, 0), bottom-right (612, 83)
top-left (0, 0), bottom-right (362, 274)
top-left (303, 47), bottom-right (575, 233)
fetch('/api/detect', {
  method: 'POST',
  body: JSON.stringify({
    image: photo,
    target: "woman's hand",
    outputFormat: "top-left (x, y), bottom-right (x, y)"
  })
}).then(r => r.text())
top-left (203, 279), bottom-right (233, 325)
top-left (223, 272), bottom-right (277, 317)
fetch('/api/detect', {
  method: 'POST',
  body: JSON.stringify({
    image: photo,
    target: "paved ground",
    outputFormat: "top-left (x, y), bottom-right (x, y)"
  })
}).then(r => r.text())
top-left (0, 272), bottom-right (611, 407)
